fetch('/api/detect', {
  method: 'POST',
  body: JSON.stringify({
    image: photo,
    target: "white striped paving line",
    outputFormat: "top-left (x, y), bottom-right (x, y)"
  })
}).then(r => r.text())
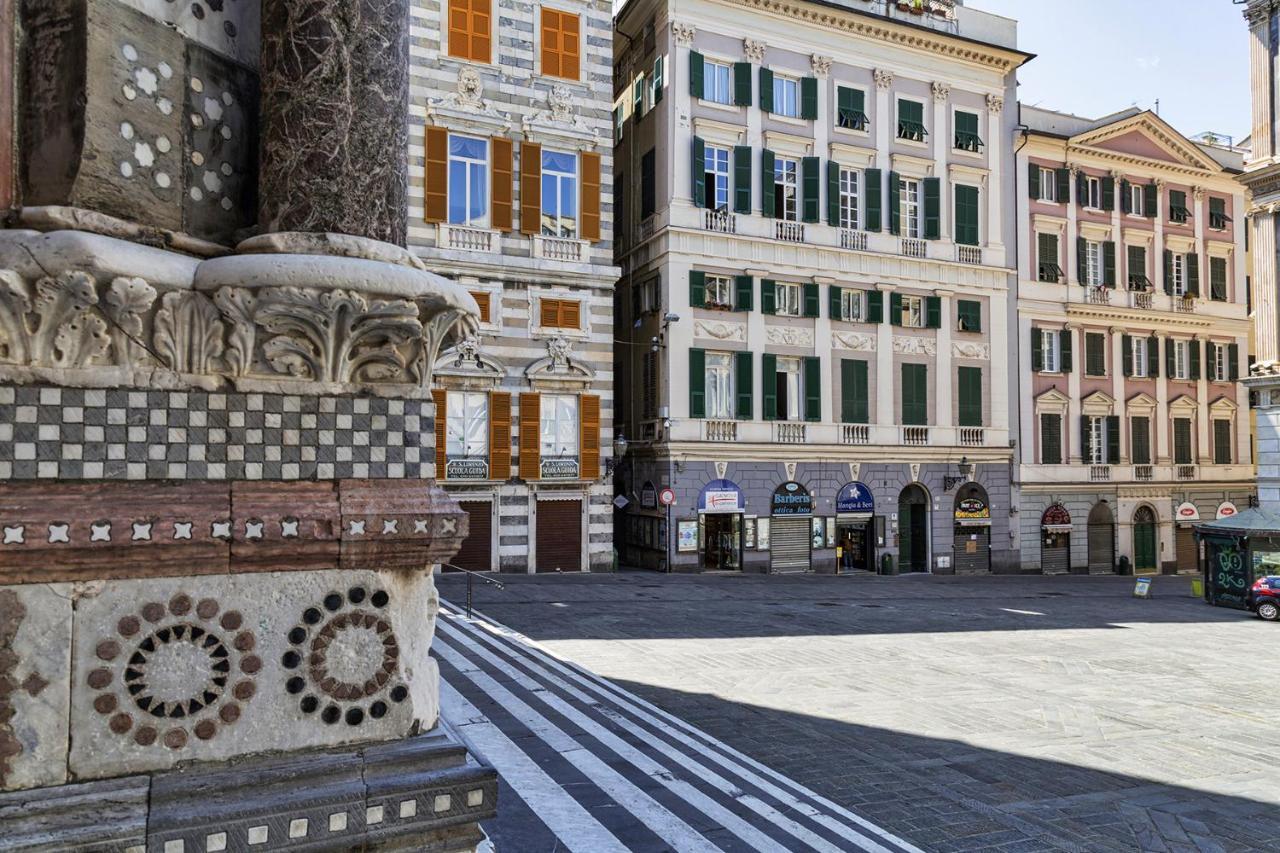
top-left (439, 679), bottom-right (632, 853)
top-left (435, 630), bottom-right (786, 853)
top-left (436, 603), bottom-right (922, 853)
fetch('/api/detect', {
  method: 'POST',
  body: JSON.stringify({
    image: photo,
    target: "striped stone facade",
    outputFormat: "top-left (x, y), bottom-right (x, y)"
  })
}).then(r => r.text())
top-left (407, 0), bottom-right (619, 572)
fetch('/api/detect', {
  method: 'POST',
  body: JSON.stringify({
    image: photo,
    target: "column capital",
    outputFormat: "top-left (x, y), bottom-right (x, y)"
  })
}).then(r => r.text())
top-left (743, 38), bottom-right (767, 63)
top-left (932, 81), bottom-right (951, 102)
top-left (811, 54), bottom-right (833, 78)
top-left (671, 21), bottom-right (696, 46)
top-left (985, 93), bottom-right (1004, 113)
top-left (874, 68), bottom-right (894, 90)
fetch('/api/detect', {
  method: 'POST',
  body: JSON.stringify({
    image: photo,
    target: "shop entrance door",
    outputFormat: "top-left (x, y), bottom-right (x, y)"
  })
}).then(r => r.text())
top-left (701, 513), bottom-right (742, 570)
top-left (837, 520), bottom-right (873, 572)
top-left (1134, 506), bottom-right (1157, 573)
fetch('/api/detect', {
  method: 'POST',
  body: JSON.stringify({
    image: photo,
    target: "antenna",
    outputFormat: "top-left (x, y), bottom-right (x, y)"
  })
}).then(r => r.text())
top-left (1154, 98), bottom-right (1160, 115)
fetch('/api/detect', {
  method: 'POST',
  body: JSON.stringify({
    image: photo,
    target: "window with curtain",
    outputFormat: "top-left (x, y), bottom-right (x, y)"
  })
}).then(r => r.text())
top-left (540, 395), bottom-right (579, 459)
top-left (705, 145), bottom-right (730, 211)
top-left (447, 135), bottom-right (489, 226)
top-left (541, 150), bottom-right (578, 237)
top-left (900, 178), bottom-right (921, 238)
top-left (705, 353), bottom-right (735, 419)
top-left (772, 76), bottom-right (800, 117)
top-left (703, 60), bottom-right (732, 104)
top-left (446, 392), bottom-right (489, 460)
top-left (774, 156), bottom-right (799, 221)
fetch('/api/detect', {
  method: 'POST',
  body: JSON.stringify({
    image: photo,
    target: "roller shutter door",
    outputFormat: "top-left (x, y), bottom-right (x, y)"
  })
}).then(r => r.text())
top-left (770, 517), bottom-right (811, 573)
top-left (1087, 523), bottom-right (1115, 574)
top-left (450, 501), bottom-right (492, 572)
top-left (1175, 526), bottom-right (1198, 575)
top-left (1042, 540), bottom-right (1070, 574)
top-left (952, 528), bottom-right (990, 574)
top-left (536, 499), bottom-right (582, 572)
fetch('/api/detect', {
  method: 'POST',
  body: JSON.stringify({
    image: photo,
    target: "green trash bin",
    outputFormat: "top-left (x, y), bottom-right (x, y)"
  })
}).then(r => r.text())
top-left (879, 553), bottom-right (896, 576)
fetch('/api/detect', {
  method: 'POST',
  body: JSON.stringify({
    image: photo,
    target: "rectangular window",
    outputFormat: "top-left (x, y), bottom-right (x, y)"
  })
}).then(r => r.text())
top-left (901, 363), bottom-right (928, 425)
top-left (447, 0), bottom-right (491, 62)
top-left (1041, 329), bottom-right (1061, 373)
top-left (539, 297), bottom-right (581, 330)
top-left (1210, 256), bottom-right (1228, 301)
top-left (1173, 417), bottom-right (1193, 464)
top-left (958, 366), bottom-right (983, 427)
top-left (1209, 197), bottom-right (1231, 230)
top-left (1085, 176), bottom-right (1102, 209)
top-left (1128, 245), bottom-right (1150, 289)
top-left (956, 299), bottom-right (981, 333)
top-left (705, 274), bottom-right (733, 310)
top-left (469, 291), bottom-right (492, 324)
top-left (900, 178), bottom-right (921, 239)
top-left (901, 294), bottom-right (925, 328)
top-left (1169, 189), bottom-right (1191, 223)
top-left (1131, 416), bottom-right (1151, 465)
top-left (840, 289), bottom-right (865, 322)
top-left (1213, 419), bottom-right (1232, 464)
top-left (775, 356), bottom-right (803, 421)
top-left (642, 351), bottom-right (658, 419)
top-left (1085, 332), bottom-right (1106, 377)
top-left (772, 75), bottom-right (800, 118)
top-left (541, 149), bottom-right (578, 237)
top-left (446, 392), bottom-right (489, 461)
top-left (1129, 183), bottom-right (1145, 216)
top-left (774, 156), bottom-right (799, 221)
top-left (447, 134), bottom-right (489, 226)
top-left (540, 394), bottom-right (579, 459)
top-left (897, 99), bottom-right (926, 141)
top-left (1040, 413), bottom-right (1062, 464)
top-left (702, 60), bottom-right (732, 104)
top-left (540, 9), bottom-right (581, 81)
top-left (640, 149), bottom-right (655, 218)
top-left (954, 185), bottom-right (979, 246)
top-left (1085, 240), bottom-right (1103, 286)
top-left (1038, 167), bottom-right (1057, 202)
top-left (1038, 233), bottom-right (1062, 282)
top-left (1173, 339), bottom-right (1190, 380)
top-left (1087, 416), bottom-right (1106, 464)
top-left (705, 352), bottom-right (735, 419)
top-left (954, 110), bottom-right (983, 152)
top-left (836, 86), bottom-right (868, 131)
top-left (704, 145), bottom-right (730, 211)
top-left (1171, 252), bottom-right (1187, 296)
top-left (1213, 343), bottom-right (1228, 381)
top-left (775, 282), bottom-right (802, 317)
top-left (839, 168), bottom-right (860, 229)
top-left (1132, 336), bottom-right (1149, 378)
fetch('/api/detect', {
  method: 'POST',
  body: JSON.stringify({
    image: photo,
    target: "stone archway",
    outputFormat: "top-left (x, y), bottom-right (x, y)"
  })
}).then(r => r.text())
top-left (898, 484), bottom-right (930, 573)
top-left (1134, 505), bottom-right (1158, 574)
top-left (1087, 501), bottom-right (1115, 574)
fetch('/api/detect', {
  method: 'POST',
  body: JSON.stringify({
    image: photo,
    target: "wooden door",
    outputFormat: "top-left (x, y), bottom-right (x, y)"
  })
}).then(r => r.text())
top-left (536, 499), bottom-right (582, 572)
top-left (450, 501), bottom-right (492, 572)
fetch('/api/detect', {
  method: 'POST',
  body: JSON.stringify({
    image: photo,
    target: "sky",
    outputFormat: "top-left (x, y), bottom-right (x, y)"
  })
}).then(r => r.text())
top-left (971, 0), bottom-right (1252, 145)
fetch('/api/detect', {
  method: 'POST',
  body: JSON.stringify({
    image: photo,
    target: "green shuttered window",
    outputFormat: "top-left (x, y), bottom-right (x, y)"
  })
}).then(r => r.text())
top-left (901, 363), bottom-right (927, 426)
top-left (865, 168), bottom-right (882, 232)
top-left (841, 359), bottom-right (869, 424)
top-left (735, 352), bottom-right (753, 420)
top-left (956, 299), bottom-right (981, 333)
top-left (1213, 419), bottom-right (1232, 464)
top-left (837, 87), bottom-right (868, 130)
top-left (733, 146), bottom-right (752, 213)
top-left (954, 184), bottom-right (978, 246)
top-left (689, 348), bottom-right (705, 418)
top-left (1040, 413), bottom-right (1062, 464)
top-left (957, 366), bottom-right (982, 427)
top-left (801, 157), bottom-right (820, 223)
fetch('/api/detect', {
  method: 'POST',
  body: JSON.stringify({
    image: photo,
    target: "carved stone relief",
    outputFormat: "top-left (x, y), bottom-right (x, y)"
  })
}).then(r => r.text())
top-left (893, 336), bottom-right (937, 356)
top-left (833, 332), bottom-right (876, 352)
top-left (693, 320), bottom-right (746, 343)
top-left (765, 325), bottom-right (815, 347)
top-left (952, 341), bottom-right (991, 360)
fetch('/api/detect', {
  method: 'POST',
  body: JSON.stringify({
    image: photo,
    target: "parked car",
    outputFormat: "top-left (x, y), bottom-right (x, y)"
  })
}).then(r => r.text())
top-left (1248, 576), bottom-right (1280, 622)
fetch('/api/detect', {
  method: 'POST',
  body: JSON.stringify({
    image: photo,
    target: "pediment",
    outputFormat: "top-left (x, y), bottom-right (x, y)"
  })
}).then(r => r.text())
top-left (1168, 394), bottom-right (1199, 413)
top-left (1081, 390), bottom-right (1115, 407)
top-left (1126, 392), bottom-right (1157, 410)
top-left (1035, 387), bottom-right (1070, 407)
top-left (1209, 394), bottom-right (1238, 413)
top-left (435, 337), bottom-right (507, 387)
top-left (1072, 112), bottom-right (1221, 172)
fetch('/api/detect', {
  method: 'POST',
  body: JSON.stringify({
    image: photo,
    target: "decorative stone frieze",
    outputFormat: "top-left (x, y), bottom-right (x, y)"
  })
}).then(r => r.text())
top-left (874, 69), bottom-right (894, 89)
top-left (833, 332), bottom-right (877, 352)
top-left (893, 335), bottom-right (938, 356)
top-left (932, 81), bottom-right (951, 102)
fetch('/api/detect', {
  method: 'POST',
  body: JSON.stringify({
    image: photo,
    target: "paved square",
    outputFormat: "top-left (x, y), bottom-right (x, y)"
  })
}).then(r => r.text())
top-left (438, 572), bottom-right (1280, 852)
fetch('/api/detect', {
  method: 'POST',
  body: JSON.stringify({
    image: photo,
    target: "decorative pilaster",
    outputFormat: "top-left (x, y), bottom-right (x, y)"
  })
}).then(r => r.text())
top-left (934, 291), bottom-right (953, 428)
top-left (931, 83), bottom-right (950, 240)
top-left (874, 70), bottom-right (893, 171)
top-left (986, 94), bottom-right (1005, 249)
top-left (1252, 209), bottom-right (1280, 366)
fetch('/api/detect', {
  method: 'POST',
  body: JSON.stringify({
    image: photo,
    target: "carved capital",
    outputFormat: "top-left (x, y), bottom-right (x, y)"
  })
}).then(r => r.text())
top-left (1193, 185), bottom-right (1207, 201)
top-left (743, 38), bottom-right (767, 63)
top-left (671, 21), bottom-right (696, 46)
top-left (1154, 177), bottom-right (1167, 190)
top-left (811, 54), bottom-right (833, 78)
top-left (932, 81), bottom-right (951, 102)
top-left (985, 93), bottom-right (1004, 113)
top-left (874, 68), bottom-right (894, 90)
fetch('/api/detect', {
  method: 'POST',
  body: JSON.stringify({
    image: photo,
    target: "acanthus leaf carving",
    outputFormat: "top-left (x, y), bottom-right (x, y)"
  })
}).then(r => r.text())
top-left (154, 291), bottom-right (224, 374)
top-left (765, 325), bottom-right (815, 347)
top-left (833, 331), bottom-right (876, 352)
top-left (893, 335), bottom-right (937, 356)
top-left (0, 269), bottom-right (33, 364)
top-left (36, 272), bottom-right (110, 368)
top-left (952, 341), bottom-right (991, 360)
top-left (103, 277), bottom-right (158, 367)
top-left (213, 286), bottom-right (257, 377)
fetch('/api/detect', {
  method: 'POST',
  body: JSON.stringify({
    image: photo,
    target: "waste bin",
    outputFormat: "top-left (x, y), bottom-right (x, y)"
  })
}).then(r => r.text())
top-left (879, 553), bottom-right (896, 576)
top-left (1117, 555), bottom-right (1132, 576)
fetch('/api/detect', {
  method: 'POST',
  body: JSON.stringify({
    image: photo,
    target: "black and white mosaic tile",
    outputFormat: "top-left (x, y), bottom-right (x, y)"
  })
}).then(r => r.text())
top-left (0, 386), bottom-right (432, 481)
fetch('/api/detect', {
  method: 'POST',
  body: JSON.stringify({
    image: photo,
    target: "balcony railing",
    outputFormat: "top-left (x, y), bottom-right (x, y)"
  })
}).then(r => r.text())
top-left (957, 245), bottom-right (982, 265)
top-left (1130, 290), bottom-right (1153, 310)
top-left (1173, 295), bottom-right (1196, 313)
top-left (1084, 285), bottom-right (1111, 305)
top-left (1175, 464), bottom-right (1197, 480)
top-left (702, 208), bottom-right (736, 234)
top-left (1134, 464), bottom-right (1154, 482)
top-left (702, 420), bottom-right (738, 442)
top-left (841, 424), bottom-right (870, 445)
top-left (1089, 465), bottom-right (1111, 482)
top-left (774, 423), bottom-right (807, 443)
top-left (841, 229), bottom-right (868, 251)
top-left (901, 238), bottom-right (927, 258)
top-left (534, 235), bottom-right (586, 262)
top-left (638, 215), bottom-right (656, 241)
top-left (438, 223), bottom-right (496, 253)
top-left (775, 221), bottom-right (805, 243)
top-left (959, 427), bottom-right (984, 447)
top-left (902, 426), bottom-right (929, 446)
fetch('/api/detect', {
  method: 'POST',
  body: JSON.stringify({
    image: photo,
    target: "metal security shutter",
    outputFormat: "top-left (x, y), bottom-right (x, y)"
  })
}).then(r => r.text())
top-left (952, 528), bottom-right (990, 574)
top-left (1087, 523), bottom-right (1114, 574)
top-left (536, 499), bottom-right (582, 572)
top-left (450, 501), bottom-right (492, 572)
top-left (1175, 526), bottom-right (1198, 575)
top-left (769, 517), bottom-right (811, 573)
top-left (1042, 540), bottom-right (1070, 574)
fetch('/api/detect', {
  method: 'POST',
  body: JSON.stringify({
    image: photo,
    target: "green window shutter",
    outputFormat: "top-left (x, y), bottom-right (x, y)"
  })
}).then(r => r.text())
top-left (733, 62), bottom-right (753, 106)
top-left (735, 275), bottom-right (754, 312)
top-left (1174, 419), bottom-right (1192, 464)
top-left (1103, 241), bottom-right (1116, 287)
top-left (733, 146), bottom-right (752, 213)
top-left (954, 184), bottom-right (978, 246)
top-left (691, 136), bottom-right (706, 207)
top-left (1190, 338), bottom-right (1201, 380)
top-left (841, 359), bottom-right (869, 424)
top-left (1060, 330), bottom-right (1073, 372)
top-left (958, 366), bottom-right (982, 427)
top-left (761, 354), bottom-right (777, 420)
top-left (1030, 327), bottom-right (1043, 372)
top-left (888, 171), bottom-right (901, 235)
top-left (1076, 237), bottom-right (1087, 285)
top-left (801, 157), bottom-right (820, 223)
top-left (803, 356), bottom-right (821, 422)
top-left (689, 51), bottom-right (704, 98)
top-left (1132, 417), bottom-right (1150, 465)
top-left (759, 67), bottom-right (774, 113)
top-left (837, 86), bottom-right (853, 116)
top-left (761, 279), bottom-right (776, 315)
top-left (1055, 168), bottom-right (1070, 203)
top-left (1165, 337), bottom-right (1175, 378)
top-left (1102, 176), bottom-right (1115, 212)
top-left (829, 285), bottom-right (842, 319)
top-left (923, 177), bottom-right (941, 240)
top-left (925, 296), bottom-right (941, 329)
top-left (689, 270), bottom-right (706, 308)
top-left (1122, 335), bottom-right (1133, 377)
top-left (1229, 343), bottom-right (1240, 380)
top-left (865, 168), bottom-right (882, 232)
top-left (956, 111), bottom-right (978, 138)
top-left (957, 299), bottom-right (980, 333)
top-left (1120, 179), bottom-right (1131, 214)
top-left (1028, 162), bottom-right (1041, 200)
top-left (653, 56), bottom-right (665, 104)
top-left (1144, 182), bottom-right (1158, 218)
top-left (1076, 171), bottom-right (1088, 206)
top-left (1148, 336), bottom-right (1160, 377)
top-left (760, 149), bottom-right (776, 218)
top-left (1085, 333), bottom-right (1104, 377)
top-left (800, 77), bottom-right (818, 120)
top-left (1210, 257), bottom-right (1227, 300)
top-left (901, 364), bottom-right (927, 425)
top-left (803, 282), bottom-right (819, 318)
top-left (1207, 342), bottom-right (1218, 377)
top-left (1163, 250), bottom-right (1174, 294)
top-left (826, 160), bottom-right (841, 226)
top-left (867, 290), bottom-right (883, 324)
top-left (1080, 416), bottom-right (1092, 463)
top-left (735, 352), bottom-right (753, 419)
top-left (1214, 419), bottom-right (1232, 464)
top-left (689, 349), bottom-right (706, 418)
top-left (1040, 414), bottom-right (1061, 464)
top-left (1186, 253), bottom-right (1200, 296)
top-left (1106, 415), bottom-right (1120, 464)
top-left (889, 292), bottom-right (902, 326)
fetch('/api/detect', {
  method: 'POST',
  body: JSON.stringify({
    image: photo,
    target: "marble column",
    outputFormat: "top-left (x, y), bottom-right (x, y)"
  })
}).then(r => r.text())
top-left (258, 0), bottom-right (409, 245)
top-left (1251, 13), bottom-right (1273, 161)
top-left (1253, 211), bottom-right (1280, 367)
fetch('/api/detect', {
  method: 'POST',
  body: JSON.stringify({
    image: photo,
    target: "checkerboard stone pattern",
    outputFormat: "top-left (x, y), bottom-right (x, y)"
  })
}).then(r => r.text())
top-left (0, 385), bottom-right (433, 481)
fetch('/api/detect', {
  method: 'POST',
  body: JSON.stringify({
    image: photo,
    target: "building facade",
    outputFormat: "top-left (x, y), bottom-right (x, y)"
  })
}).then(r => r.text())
top-left (613, 0), bottom-right (1029, 574)
top-left (1015, 107), bottom-right (1254, 575)
top-left (408, 0), bottom-right (619, 571)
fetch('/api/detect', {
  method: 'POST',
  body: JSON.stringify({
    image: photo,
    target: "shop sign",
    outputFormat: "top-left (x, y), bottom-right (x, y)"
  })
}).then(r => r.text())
top-left (954, 496), bottom-right (991, 526)
top-left (640, 482), bottom-right (657, 509)
top-left (698, 479), bottom-right (743, 512)
top-left (1041, 503), bottom-right (1071, 532)
top-left (1175, 501), bottom-right (1201, 522)
top-left (446, 458), bottom-right (489, 480)
top-left (771, 482), bottom-right (813, 516)
top-left (1216, 501), bottom-right (1238, 519)
top-left (835, 482), bottom-right (875, 515)
top-left (541, 458), bottom-right (580, 479)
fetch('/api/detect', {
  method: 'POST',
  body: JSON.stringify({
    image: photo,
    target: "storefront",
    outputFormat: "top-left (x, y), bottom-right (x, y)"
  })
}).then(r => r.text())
top-left (1086, 502), bottom-right (1115, 575)
top-left (1174, 501), bottom-right (1201, 574)
top-left (770, 481), bottom-right (813, 573)
top-left (697, 479), bottom-right (744, 571)
top-left (1196, 509), bottom-right (1280, 610)
top-left (835, 482), bottom-right (875, 573)
top-left (1041, 503), bottom-right (1072, 574)
top-left (952, 484), bottom-right (991, 574)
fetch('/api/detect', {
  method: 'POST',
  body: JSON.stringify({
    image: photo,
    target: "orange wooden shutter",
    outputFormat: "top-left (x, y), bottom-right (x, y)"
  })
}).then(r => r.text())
top-left (520, 142), bottom-right (542, 235)
top-left (469, 0), bottom-right (491, 62)
top-left (563, 299), bottom-right (581, 329)
top-left (469, 291), bottom-right (491, 324)
top-left (489, 392), bottom-right (511, 480)
top-left (539, 298), bottom-right (558, 327)
top-left (519, 393), bottom-right (541, 480)
top-left (425, 127), bottom-right (448, 223)
top-left (561, 13), bottom-right (580, 81)
top-left (540, 9), bottom-right (561, 78)
top-left (491, 137), bottom-right (513, 231)
top-left (448, 0), bottom-right (471, 59)
top-left (580, 395), bottom-right (600, 480)
top-left (432, 388), bottom-right (447, 478)
top-left (580, 151), bottom-right (601, 242)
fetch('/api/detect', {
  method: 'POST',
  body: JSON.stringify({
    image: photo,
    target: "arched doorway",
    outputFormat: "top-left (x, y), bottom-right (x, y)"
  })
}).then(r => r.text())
top-left (1133, 506), bottom-right (1158, 574)
top-left (952, 483), bottom-right (991, 574)
top-left (1087, 502), bottom-right (1115, 574)
top-left (1040, 503), bottom-right (1071, 574)
top-left (898, 484), bottom-right (930, 573)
